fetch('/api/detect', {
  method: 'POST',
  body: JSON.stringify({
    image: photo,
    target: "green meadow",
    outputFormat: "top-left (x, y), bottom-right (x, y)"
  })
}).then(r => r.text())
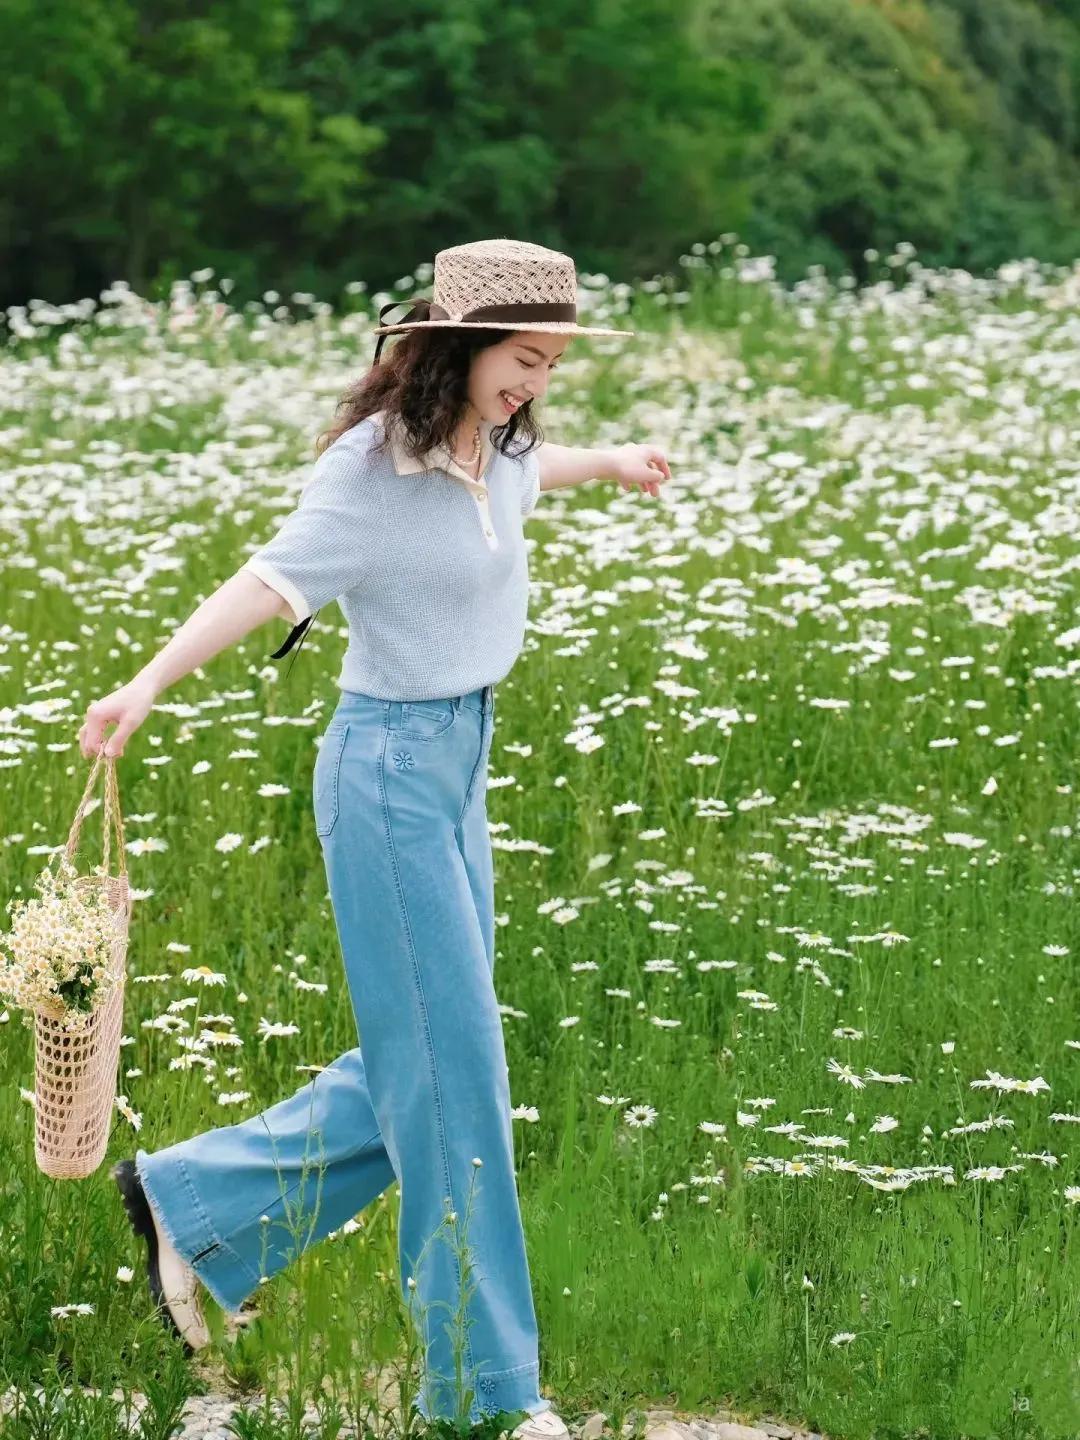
top-left (1, 243), bottom-right (1078, 1439)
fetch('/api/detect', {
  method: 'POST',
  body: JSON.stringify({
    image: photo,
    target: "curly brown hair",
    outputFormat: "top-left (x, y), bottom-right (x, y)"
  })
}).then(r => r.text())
top-left (315, 326), bottom-right (544, 464)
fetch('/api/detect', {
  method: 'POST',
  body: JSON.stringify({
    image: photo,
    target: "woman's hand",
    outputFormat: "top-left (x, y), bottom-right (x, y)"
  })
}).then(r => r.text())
top-left (611, 441), bottom-right (672, 498)
top-left (78, 678), bottom-right (157, 760)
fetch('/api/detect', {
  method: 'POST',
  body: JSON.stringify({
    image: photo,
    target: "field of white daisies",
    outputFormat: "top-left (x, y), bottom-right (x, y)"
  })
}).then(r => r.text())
top-left (1, 242), bottom-right (1078, 1440)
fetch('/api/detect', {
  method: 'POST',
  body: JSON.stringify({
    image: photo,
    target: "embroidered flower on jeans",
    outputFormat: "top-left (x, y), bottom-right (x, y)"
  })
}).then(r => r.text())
top-left (477, 1373), bottom-right (499, 1412)
top-left (392, 750), bottom-right (415, 771)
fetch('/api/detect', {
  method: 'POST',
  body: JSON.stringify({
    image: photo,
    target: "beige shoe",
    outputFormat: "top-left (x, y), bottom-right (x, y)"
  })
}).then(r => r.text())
top-left (112, 1159), bottom-right (212, 1352)
top-left (507, 1409), bottom-right (570, 1440)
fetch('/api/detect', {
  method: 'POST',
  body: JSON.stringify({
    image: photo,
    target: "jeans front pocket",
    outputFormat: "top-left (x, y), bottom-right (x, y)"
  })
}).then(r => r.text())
top-left (313, 722), bottom-right (350, 837)
top-left (392, 699), bottom-right (458, 743)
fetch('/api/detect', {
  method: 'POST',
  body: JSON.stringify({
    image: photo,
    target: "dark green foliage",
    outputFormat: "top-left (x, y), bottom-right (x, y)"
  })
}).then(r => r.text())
top-left (2, 0), bottom-right (1079, 307)
top-left (710, 0), bottom-right (1080, 281)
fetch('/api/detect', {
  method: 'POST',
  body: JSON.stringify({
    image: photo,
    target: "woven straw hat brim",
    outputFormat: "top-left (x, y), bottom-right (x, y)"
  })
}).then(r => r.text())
top-left (371, 319), bottom-right (634, 339)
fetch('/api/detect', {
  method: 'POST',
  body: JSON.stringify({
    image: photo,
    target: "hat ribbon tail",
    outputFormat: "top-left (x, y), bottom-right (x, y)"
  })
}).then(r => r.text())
top-left (269, 610), bottom-right (319, 686)
top-left (373, 297), bottom-right (451, 365)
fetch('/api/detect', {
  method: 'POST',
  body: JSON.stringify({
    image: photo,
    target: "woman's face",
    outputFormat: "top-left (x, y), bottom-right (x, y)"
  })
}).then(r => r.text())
top-left (467, 331), bottom-right (568, 424)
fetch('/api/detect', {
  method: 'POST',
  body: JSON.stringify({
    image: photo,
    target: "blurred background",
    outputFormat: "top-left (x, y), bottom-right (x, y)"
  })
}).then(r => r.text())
top-left (3, 0), bottom-right (1080, 308)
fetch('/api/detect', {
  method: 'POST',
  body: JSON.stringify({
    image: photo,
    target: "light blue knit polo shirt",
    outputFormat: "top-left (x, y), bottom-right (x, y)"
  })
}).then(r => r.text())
top-left (240, 409), bottom-right (542, 701)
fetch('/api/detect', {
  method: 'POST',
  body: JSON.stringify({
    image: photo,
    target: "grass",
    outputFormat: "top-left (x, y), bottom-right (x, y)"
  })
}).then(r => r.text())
top-left (0, 240), bottom-right (1078, 1439)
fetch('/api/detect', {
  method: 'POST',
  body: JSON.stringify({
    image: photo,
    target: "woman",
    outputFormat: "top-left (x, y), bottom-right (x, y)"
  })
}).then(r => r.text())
top-left (80, 238), bottom-right (672, 1433)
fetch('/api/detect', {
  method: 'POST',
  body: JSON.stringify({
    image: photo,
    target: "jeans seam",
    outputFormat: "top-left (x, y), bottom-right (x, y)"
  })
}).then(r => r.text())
top-left (209, 1122), bottom-right (386, 1275)
top-left (455, 706), bottom-right (489, 830)
top-left (189, 1239), bottom-right (256, 1315)
top-left (175, 1157), bottom-right (261, 1287)
top-left (315, 722), bottom-right (350, 837)
top-left (480, 1360), bottom-right (540, 1379)
top-left (376, 708), bottom-right (475, 1383)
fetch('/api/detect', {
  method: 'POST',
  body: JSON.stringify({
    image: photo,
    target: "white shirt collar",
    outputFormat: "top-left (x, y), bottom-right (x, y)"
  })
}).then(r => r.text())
top-left (370, 409), bottom-right (493, 490)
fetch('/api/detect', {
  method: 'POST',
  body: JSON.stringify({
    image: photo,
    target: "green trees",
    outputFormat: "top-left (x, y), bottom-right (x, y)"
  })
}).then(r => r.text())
top-left (0, 0), bottom-right (380, 301)
top-left (702, 0), bottom-right (1080, 280)
top-left (1, 0), bottom-right (1078, 307)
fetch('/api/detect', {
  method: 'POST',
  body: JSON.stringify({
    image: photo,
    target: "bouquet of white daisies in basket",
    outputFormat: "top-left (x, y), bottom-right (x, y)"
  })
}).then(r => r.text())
top-left (0, 751), bottom-right (133, 1180)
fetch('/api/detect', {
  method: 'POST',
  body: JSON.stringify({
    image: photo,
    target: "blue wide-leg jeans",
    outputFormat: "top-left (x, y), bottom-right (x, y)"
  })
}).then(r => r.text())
top-left (134, 684), bottom-right (550, 1424)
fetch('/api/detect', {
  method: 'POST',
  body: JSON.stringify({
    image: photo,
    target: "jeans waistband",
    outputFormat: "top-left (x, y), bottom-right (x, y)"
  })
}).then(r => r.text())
top-left (337, 683), bottom-right (494, 717)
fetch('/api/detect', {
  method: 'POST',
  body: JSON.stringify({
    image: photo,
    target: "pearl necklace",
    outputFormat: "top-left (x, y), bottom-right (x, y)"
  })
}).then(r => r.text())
top-left (451, 423), bottom-right (481, 467)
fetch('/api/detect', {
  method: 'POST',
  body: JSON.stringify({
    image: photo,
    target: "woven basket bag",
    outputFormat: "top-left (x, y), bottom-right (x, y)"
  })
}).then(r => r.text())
top-left (33, 751), bottom-right (132, 1180)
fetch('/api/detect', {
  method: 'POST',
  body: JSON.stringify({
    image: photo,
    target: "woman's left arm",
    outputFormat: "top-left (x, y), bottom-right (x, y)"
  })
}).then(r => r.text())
top-left (537, 440), bottom-right (673, 499)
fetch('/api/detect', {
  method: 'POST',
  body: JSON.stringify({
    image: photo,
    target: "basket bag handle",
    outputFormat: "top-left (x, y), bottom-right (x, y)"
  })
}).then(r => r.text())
top-left (58, 750), bottom-right (129, 879)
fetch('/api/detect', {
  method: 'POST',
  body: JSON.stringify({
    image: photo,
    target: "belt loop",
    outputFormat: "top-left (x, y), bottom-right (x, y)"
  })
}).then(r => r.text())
top-left (389, 700), bottom-right (403, 729)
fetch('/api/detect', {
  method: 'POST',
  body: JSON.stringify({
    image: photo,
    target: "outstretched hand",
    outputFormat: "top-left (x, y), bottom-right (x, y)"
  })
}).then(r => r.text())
top-left (611, 441), bottom-right (672, 498)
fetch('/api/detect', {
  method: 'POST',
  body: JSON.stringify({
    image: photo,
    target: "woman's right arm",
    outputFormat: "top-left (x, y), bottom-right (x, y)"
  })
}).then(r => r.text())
top-left (81, 434), bottom-right (383, 760)
top-left (78, 571), bottom-right (296, 759)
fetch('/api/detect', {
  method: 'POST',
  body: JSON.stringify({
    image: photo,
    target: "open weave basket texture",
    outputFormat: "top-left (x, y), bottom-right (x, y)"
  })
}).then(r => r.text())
top-left (33, 752), bottom-right (132, 1180)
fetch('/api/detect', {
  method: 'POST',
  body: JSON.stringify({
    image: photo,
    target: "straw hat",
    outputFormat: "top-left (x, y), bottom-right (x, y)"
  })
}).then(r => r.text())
top-left (371, 237), bottom-right (634, 365)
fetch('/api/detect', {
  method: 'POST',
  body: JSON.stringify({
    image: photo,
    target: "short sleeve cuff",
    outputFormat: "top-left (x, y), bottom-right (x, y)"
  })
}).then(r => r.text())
top-left (240, 557), bottom-right (312, 626)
